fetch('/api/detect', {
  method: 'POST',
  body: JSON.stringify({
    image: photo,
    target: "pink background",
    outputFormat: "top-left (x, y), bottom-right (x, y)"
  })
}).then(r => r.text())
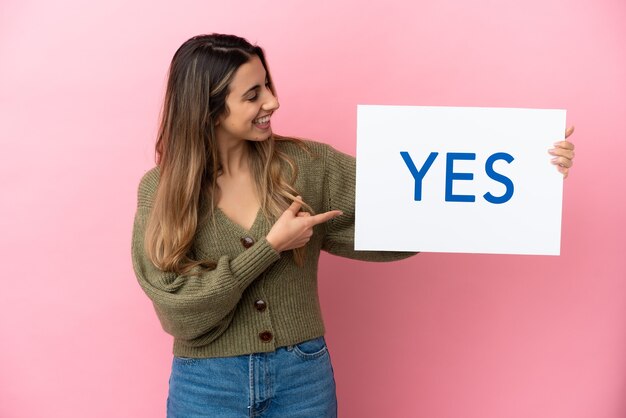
top-left (1, 0), bottom-right (625, 417)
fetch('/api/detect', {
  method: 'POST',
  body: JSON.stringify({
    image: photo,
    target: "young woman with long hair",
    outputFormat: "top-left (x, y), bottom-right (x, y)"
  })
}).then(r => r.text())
top-left (131, 34), bottom-right (576, 417)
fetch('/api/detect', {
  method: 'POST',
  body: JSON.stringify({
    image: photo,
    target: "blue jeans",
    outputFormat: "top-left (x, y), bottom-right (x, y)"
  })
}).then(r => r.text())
top-left (167, 337), bottom-right (337, 417)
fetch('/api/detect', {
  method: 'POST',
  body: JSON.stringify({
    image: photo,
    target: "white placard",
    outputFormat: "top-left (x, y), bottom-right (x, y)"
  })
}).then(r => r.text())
top-left (355, 105), bottom-right (566, 255)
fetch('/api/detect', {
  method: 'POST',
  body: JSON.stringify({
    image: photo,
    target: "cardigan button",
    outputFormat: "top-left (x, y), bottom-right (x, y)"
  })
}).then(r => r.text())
top-left (259, 331), bottom-right (273, 342)
top-left (254, 300), bottom-right (267, 312)
top-left (241, 237), bottom-right (255, 249)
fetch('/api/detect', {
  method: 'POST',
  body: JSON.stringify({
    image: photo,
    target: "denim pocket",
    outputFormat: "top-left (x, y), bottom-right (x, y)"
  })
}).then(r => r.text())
top-left (292, 337), bottom-right (328, 360)
top-left (173, 356), bottom-right (201, 366)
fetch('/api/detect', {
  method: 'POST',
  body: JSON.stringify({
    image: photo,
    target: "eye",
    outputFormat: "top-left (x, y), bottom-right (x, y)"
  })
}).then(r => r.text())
top-left (247, 94), bottom-right (258, 102)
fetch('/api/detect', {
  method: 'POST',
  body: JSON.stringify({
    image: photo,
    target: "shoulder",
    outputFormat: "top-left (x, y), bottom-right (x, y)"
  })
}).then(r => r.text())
top-left (273, 135), bottom-right (353, 165)
top-left (274, 136), bottom-right (324, 156)
top-left (136, 166), bottom-right (160, 207)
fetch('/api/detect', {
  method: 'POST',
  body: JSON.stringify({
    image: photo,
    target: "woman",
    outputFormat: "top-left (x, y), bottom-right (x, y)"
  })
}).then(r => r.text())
top-left (131, 34), bottom-right (575, 417)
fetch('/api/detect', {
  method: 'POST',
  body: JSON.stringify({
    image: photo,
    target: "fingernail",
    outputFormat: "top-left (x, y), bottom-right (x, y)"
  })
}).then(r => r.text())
top-left (548, 148), bottom-right (555, 153)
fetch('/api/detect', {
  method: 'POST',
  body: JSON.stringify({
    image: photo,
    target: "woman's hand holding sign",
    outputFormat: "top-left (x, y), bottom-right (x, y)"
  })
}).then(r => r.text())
top-left (550, 126), bottom-right (576, 178)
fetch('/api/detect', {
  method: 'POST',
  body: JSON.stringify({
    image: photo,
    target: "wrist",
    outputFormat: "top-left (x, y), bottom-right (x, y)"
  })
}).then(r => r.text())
top-left (265, 234), bottom-right (283, 253)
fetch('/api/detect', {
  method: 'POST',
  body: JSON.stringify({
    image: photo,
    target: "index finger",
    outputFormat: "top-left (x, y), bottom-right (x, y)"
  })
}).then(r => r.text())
top-left (554, 140), bottom-right (575, 151)
top-left (308, 210), bottom-right (343, 226)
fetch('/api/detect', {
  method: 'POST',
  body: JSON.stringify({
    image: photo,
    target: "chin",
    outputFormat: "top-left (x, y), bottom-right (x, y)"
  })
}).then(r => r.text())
top-left (248, 131), bottom-right (273, 142)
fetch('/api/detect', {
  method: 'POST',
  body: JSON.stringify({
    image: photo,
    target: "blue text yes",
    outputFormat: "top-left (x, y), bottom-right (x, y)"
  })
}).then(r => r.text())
top-left (400, 152), bottom-right (515, 204)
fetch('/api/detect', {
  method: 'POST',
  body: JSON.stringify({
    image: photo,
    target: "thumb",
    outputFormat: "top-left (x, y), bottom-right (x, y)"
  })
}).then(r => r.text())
top-left (286, 197), bottom-right (303, 215)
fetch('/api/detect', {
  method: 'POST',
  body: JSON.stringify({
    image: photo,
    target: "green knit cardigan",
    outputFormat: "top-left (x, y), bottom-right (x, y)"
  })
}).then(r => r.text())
top-left (131, 139), bottom-right (415, 358)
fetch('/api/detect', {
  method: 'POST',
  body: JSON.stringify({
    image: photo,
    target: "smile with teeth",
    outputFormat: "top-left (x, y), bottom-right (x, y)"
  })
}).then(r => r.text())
top-left (253, 115), bottom-right (271, 125)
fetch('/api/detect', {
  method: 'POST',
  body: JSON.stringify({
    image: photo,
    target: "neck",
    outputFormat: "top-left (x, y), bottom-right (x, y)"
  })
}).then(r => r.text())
top-left (217, 138), bottom-right (250, 177)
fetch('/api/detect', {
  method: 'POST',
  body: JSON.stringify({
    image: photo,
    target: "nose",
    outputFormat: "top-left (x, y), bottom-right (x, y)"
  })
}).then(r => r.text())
top-left (262, 90), bottom-right (279, 112)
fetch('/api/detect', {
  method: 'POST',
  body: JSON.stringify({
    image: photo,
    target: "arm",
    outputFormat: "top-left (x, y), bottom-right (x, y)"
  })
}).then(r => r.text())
top-left (320, 144), bottom-right (417, 261)
top-left (131, 172), bottom-right (280, 344)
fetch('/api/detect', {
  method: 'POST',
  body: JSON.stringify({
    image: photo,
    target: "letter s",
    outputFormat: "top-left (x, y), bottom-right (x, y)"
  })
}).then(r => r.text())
top-left (483, 152), bottom-right (514, 204)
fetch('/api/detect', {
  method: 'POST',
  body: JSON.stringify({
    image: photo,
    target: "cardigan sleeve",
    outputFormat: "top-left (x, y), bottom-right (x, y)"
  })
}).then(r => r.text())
top-left (131, 169), bottom-right (280, 344)
top-left (320, 144), bottom-right (418, 262)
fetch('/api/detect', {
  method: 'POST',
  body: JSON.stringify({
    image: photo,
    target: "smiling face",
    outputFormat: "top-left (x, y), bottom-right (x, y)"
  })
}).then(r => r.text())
top-left (215, 55), bottom-right (279, 144)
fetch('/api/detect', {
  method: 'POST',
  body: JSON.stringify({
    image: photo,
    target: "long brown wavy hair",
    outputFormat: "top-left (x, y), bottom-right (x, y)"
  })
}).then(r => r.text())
top-left (145, 34), bottom-right (309, 274)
